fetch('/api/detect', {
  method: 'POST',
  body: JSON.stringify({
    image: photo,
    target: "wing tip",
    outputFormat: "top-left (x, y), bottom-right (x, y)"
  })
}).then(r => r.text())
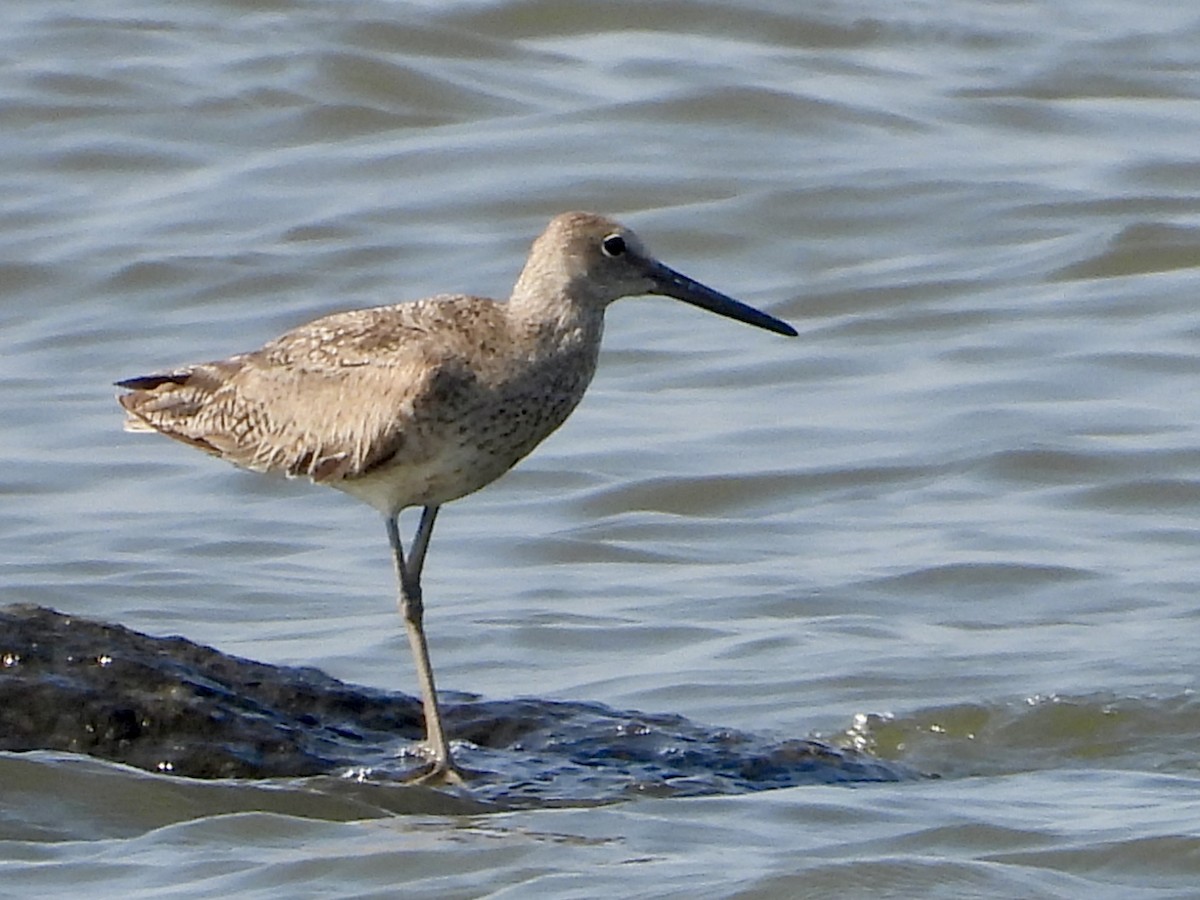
top-left (115, 372), bottom-right (191, 391)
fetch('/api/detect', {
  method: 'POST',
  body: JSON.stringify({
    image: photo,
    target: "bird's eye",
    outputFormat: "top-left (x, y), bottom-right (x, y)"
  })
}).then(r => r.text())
top-left (600, 234), bottom-right (626, 258)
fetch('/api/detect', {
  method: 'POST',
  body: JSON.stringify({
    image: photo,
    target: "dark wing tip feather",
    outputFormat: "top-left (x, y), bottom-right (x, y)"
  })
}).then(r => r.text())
top-left (115, 372), bottom-right (192, 390)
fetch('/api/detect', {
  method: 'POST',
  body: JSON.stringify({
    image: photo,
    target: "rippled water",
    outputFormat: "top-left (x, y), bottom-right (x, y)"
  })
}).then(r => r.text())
top-left (4, 0), bottom-right (1200, 896)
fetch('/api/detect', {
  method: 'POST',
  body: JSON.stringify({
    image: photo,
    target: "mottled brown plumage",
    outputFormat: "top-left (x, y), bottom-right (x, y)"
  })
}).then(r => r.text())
top-left (120, 296), bottom-right (601, 510)
top-left (117, 211), bottom-right (796, 785)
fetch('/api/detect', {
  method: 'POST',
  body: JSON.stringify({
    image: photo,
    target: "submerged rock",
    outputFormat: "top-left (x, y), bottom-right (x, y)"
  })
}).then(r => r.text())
top-left (0, 604), bottom-right (913, 804)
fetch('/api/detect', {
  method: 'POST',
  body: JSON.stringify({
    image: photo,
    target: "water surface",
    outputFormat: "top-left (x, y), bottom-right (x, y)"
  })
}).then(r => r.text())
top-left (3, 0), bottom-right (1200, 896)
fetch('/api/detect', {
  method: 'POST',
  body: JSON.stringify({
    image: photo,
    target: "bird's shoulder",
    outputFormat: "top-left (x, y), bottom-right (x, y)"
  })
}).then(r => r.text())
top-left (256, 295), bottom-right (510, 371)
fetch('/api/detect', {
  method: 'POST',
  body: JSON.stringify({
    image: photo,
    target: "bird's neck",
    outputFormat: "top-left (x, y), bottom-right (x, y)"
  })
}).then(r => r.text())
top-left (508, 274), bottom-right (606, 360)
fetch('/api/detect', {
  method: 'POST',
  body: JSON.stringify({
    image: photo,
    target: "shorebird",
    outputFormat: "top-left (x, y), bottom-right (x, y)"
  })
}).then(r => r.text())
top-left (116, 211), bottom-right (797, 785)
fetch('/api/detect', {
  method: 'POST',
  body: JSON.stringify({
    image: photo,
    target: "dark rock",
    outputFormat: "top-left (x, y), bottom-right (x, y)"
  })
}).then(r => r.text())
top-left (0, 604), bottom-right (915, 803)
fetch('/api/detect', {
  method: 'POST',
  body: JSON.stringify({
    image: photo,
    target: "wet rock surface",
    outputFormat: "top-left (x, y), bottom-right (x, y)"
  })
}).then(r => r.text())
top-left (0, 604), bottom-right (914, 804)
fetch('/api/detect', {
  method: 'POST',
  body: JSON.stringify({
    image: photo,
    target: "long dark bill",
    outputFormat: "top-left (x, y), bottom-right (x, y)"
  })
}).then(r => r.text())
top-left (646, 260), bottom-right (798, 337)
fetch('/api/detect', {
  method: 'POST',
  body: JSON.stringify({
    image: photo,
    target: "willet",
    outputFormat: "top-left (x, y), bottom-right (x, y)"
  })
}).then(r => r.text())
top-left (117, 211), bottom-right (797, 785)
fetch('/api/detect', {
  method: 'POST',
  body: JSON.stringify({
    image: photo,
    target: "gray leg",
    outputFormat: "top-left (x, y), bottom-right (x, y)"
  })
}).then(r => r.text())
top-left (408, 504), bottom-right (439, 579)
top-left (385, 505), bottom-right (464, 785)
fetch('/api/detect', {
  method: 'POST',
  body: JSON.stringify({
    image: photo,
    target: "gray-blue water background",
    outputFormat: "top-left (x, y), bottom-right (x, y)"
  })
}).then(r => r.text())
top-left (3, 1), bottom-right (1200, 896)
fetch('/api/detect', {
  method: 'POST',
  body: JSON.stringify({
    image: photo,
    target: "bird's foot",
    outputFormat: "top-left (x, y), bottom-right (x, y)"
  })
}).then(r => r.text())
top-left (401, 741), bottom-right (476, 787)
top-left (404, 758), bottom-right (473, 788)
